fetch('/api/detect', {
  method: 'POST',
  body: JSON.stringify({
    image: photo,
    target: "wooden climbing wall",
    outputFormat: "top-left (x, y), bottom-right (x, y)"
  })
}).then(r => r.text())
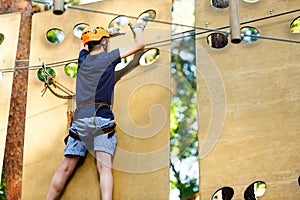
top-left (22, 0), bottom-right (171, 199)
top-left (0, 12), bottom-right (21, 182)
top-left (196, 0), bottom-right (300, 199)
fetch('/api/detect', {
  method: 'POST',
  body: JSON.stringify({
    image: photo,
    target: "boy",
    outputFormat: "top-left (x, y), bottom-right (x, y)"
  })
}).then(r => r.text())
top-left (46, 22), bottom-right (145, 200)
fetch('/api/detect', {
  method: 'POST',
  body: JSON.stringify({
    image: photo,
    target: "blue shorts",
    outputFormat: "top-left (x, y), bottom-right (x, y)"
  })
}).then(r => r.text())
top-left (64, 116), bottom-right (117, 157)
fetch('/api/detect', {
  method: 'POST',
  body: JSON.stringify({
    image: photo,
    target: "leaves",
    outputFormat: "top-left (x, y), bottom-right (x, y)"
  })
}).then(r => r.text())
top-left (170, 31), bottom-right (199, 199)
top-left (0, 169), bottom-right (6, 199)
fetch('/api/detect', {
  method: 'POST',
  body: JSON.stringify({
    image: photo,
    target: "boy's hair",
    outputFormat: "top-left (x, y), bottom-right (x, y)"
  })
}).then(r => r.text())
top-left (86, 37), bottom-right (109, 52)
top-left (86, 40), bottom-right (101, 52)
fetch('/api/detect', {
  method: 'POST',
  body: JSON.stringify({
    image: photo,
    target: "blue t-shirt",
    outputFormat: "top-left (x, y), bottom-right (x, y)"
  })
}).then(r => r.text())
top-left (76, 49), bottom-right (121, 119)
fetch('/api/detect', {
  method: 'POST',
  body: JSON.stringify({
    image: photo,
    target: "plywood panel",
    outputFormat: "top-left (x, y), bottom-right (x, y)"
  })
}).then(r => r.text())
top-left (196, 0), bottom-right (300, 199)
top-left (0, 12), bottom-right (21, 182)
top-left (22, 0), bottom-right (171, 199)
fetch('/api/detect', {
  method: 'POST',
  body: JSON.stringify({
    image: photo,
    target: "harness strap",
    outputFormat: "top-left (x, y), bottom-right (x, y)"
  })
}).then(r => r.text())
top-left (76, 100), bottom-right (110, 110)
top-left (64, 101), bottom-right (115, 145)
top-left (70, 122), bottom-right (116, 139)
top-left (65, 123), bottom-right (116, 145)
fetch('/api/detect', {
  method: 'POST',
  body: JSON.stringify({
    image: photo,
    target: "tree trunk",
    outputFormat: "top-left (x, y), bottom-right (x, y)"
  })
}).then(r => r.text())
top-left (0, 0), bottom-right (32, 199)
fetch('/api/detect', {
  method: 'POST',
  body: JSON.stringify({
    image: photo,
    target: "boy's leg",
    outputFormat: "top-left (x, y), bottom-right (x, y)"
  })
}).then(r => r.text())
top-left (46, 155), bottom-right (80, 200)
top-left (47, 135), bottom-right (86, 200)
top-left (95, 151), bottom-right (113, 200)
top-left (93, 118), bottom-right (117, 200)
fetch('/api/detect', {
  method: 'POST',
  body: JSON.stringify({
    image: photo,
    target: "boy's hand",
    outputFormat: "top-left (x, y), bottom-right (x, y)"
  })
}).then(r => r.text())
top-left (128, 22), bottom-right (146, 38)
top-left (80, 42), bottom-right (89, 51)
top-left (128, 21), bottom-right (147, 30)
top-left (108, 27), bottom-right (125, 38)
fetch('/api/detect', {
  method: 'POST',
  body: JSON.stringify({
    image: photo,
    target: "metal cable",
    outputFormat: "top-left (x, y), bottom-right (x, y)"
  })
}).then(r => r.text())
top-left (1, 4), bottom-right (300, 73)
top-left (68, 5), bottom-right (228, 34)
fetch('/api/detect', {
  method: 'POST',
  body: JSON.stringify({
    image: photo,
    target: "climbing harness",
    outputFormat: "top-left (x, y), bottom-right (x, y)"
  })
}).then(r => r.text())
top-left (64, 101), bottom-right (116, 145)
top-left (39, 63), bottom-right (116, 145)
top-left (66, 122), bottom-right (116, 144)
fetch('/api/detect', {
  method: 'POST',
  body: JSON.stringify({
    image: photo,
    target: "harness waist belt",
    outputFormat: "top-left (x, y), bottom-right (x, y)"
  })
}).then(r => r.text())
top-left (76, 100), bottom-right (110, 110)
top-left (65, 101), bottom-right (115, 145)
top-left (69, 122), bottom-right (116, 140)
top-left (65, 122), bottom-right (116, 144)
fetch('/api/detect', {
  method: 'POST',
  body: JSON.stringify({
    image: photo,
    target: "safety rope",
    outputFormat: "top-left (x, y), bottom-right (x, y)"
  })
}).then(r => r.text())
top-left (41, 63), bottom-right (76, 99)
top-left (42, 83), bottom-right (75, 99)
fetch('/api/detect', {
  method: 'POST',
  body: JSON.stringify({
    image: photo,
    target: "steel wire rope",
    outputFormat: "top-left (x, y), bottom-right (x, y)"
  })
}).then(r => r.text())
top-left (32, 0), bottom-right (52, 4)
top-left (0, 30), bottom-right (196, 74)
top-left (67, 5), bottom-right (228, 34)
top-left (0, 58), bottom-right (78, 73)
top-left (32, 0), bottom-right (300, 31)
top-left (148, 7), bottom-right (300, 46)
top-left (1, 29), bottom-right (299, 74)
top-left (1, 6), bottom-right (300, 73)
top-left (31, 0), bottom-right (300, 39)
top-left (193, 8), bottom-right (300, 36)
top-left (68, 5), bottom-right (300, 37)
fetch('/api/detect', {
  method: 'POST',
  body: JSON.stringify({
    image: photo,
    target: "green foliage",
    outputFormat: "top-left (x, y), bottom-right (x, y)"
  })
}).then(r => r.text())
top-left (0, 169), bottom-right (6, 199)
top-left (46, 29), bottom-right (65, 44)
top-left (0, 34), bottom-right (4, 46)
top-left (65, 0), bottom-right (81, 6)
top-left (37, 67), bottom-right (56, 83)
top-left (64, 63), bottom-right (78, 78)
top-left (170, 32), bottom-right (198, 159)
top-left (179, 177), bottom-right (199, 200)
top-left (291, 17), bottom-right (300, 33)
top-left (170, 31), bottom-right (199, 199)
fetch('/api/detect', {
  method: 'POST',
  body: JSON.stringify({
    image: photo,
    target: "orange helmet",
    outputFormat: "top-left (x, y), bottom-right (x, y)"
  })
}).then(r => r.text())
top-left (81, 26), bottom-right (110, 45)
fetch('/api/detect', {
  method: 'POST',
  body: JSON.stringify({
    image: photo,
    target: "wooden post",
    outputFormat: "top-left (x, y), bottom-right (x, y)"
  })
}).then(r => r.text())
top-left (229, 0), bottom-right (241, 43)
top-left (0, 0), bottom-right (32, 199)
top-left (53, 0), bottom-right (65, 15)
